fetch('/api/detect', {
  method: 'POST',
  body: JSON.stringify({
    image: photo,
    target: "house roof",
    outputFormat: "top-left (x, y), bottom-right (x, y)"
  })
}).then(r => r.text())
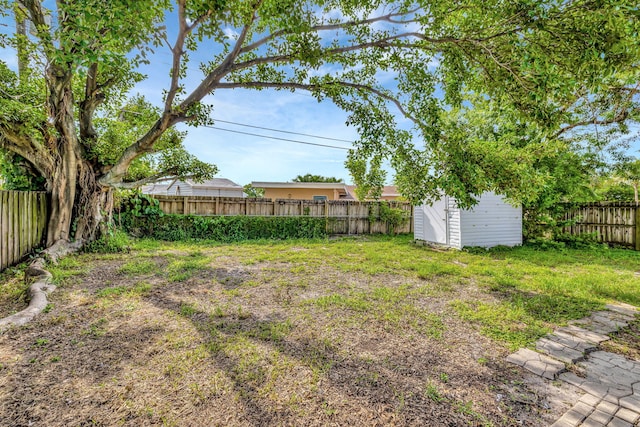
top-left (251, 181), bottom-right (345, 189)
top-left (168, 178), bottom-right (242, 190)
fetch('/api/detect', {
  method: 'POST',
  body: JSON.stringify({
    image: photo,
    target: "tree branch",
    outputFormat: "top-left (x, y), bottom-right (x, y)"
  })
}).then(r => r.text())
top-left (164, 0), bottom-right (189, 113)
top-left (79, 63), bottom-right (102, 145)
top-left (0, 127), bottom-right (53, 179)
top-left (239, 6), bottom-right (422, 54)
top-left (232, 32), bottom-right (513, 75)
top-left (554, 110), bottom-right (630, 138)
top-left (18, 0), bottom-right (54, 56)
top-left (177, 0), bottom-right (263, 111)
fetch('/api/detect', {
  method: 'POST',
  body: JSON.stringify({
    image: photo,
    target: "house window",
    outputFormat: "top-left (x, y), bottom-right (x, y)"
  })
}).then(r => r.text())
top-left (313, 195), bottom-right (327, 201)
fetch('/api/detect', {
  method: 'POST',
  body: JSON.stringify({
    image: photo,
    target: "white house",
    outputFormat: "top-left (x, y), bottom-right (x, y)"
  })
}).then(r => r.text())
top-left (142, 178), bottom-right (244, 197)
top-left (414, 192), bottom-right (522, 249)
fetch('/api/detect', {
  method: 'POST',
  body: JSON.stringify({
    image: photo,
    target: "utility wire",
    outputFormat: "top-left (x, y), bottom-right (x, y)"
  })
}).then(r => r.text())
top-left (211, 118), bottom-right (354, 143)
top-left (202, 125), bottom-right (352, 150)
top-left (120, 110), bottom-right (354, 150)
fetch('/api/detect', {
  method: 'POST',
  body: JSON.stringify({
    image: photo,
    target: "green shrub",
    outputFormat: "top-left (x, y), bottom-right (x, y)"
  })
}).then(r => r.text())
top-left (122, 215), bottom-right (328, 242)
top-left (84, 228), bottom-right (131, 253)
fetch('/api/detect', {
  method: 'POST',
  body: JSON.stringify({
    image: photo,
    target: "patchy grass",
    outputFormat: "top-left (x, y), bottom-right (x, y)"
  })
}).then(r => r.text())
top-left (0, 234), bottom-right (638, 426)
top-left (0, 264), bottom-right (29, 316)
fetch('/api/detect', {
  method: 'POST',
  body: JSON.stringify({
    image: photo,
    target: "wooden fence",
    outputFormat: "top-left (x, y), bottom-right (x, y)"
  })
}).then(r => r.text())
top-left (151, 196), bottom-right (414, 235)
top-left (1, 190), bottom-right (48, 271)
top-left (561, 202), bottom-right (640, 250)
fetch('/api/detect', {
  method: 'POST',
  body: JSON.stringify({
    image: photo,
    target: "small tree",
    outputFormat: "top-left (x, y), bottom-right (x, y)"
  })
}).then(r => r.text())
top-left (614, 159), bottom-right (640, 203)
top-left (243, 184), bottom-right (265, 198)
top-left (292, 174), bottom-right (343, 183)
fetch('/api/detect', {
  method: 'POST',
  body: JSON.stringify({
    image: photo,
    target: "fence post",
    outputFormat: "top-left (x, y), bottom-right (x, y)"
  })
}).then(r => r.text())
top-left (347, 201), bottom-right (351, 235)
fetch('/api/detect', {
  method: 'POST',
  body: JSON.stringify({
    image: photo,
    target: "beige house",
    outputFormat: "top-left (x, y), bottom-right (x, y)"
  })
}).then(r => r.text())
top-left (251, 181), bottom-right (350, 201)
top-left (250, 182), bottom-right (404, 201)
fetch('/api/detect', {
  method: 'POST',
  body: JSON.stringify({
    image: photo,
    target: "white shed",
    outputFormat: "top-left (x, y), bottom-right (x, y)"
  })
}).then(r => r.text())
top-left (414, 192), bottom-right (522, 249)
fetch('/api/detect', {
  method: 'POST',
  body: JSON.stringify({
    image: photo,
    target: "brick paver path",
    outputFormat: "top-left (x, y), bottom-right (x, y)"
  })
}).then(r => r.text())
top-left (506, 303), bottom-right (639, 427)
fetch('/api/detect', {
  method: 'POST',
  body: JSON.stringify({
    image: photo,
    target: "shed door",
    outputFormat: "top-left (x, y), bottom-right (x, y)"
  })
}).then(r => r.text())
top-left (421, 198), bottom-right (448, 245)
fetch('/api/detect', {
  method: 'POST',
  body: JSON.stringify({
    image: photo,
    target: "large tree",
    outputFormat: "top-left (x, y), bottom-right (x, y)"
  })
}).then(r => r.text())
top-left (0, 0), bottom-right (638, 248)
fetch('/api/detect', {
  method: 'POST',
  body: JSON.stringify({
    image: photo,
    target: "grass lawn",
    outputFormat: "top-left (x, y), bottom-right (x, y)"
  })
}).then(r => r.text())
top-left (0, 235), bottom-right (638, 426)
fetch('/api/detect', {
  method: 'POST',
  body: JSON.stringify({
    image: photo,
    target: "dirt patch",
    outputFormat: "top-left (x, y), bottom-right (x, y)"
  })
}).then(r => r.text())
top-left (0, 248), bottom-right (576, 426)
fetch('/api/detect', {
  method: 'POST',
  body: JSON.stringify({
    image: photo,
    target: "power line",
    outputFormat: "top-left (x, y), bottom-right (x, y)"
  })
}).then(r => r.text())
top-left (212, 118), bottom-right (354, 143)
top-left (202, 125), bottom-right (352, 150)
top-left (120, 109), bottom-right (353, 146)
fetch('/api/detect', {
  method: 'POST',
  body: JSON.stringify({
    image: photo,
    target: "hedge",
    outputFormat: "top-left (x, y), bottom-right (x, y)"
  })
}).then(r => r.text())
top-left (123, 214), bottom-right (328, 242)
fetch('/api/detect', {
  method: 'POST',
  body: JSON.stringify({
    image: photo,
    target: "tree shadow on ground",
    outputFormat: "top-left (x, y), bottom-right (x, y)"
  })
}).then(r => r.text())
top-left (147, 287), bottom-right (528, 427)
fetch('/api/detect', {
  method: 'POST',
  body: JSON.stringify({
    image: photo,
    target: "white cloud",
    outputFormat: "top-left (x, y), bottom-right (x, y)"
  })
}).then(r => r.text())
top-left (223, 27), bottom-right (239, 40)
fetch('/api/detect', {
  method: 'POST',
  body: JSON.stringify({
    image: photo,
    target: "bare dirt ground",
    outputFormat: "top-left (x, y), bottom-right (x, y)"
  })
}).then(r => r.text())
top-left (0, 243), bottom-right (634, 427)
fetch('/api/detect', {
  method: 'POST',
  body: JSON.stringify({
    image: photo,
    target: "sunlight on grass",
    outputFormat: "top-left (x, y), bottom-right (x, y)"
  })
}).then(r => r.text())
top-left (48, 256), bottom-right (89, 285)
top-left (166, 255), bottom-right (210, 282)
top-left (118, 260), bottom-right (157, 276)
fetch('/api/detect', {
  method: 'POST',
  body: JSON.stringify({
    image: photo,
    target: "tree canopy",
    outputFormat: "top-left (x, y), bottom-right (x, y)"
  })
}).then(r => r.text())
top-left (0, 0), bottom-right (638, 245)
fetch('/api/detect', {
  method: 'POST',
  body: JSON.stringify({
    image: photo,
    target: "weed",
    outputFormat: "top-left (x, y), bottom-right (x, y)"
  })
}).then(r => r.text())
top-left (118, 260), bottom-right (157, 276)
top-left (48, 256), bottom-right (88, 286)
top-left (85, 318), bottom-right (108, 337)
top-left (179, 303), bottom-right (197, 317)
top-left (425, 382), bottom-right (445, 402)
top-left (34, 338), bottom-right (49, 347)
top-left (96, 286), bottom-right (128, 298)
top-left (84, 228), bottom-right (131, 253)
top-left (211, 305), bottom-right (226, 318)
top-left (322, 402), bottom-right (337, 416)
top-left (166, 256), bottom-right (210, 282)
top-left (255, 320), bottom-right (292, 342)
top-left (455, 400), bottom-right (494, 427)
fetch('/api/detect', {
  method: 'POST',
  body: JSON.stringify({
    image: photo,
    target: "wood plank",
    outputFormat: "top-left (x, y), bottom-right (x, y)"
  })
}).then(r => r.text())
top-left (1, 192), bottom-right (8, 270)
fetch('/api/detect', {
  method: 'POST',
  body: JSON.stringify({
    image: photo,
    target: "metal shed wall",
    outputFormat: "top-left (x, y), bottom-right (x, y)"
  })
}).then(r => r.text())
top-left (458, 192), bottom-right (522, 248)
top-left (414, 192), bottom-right (521, 249)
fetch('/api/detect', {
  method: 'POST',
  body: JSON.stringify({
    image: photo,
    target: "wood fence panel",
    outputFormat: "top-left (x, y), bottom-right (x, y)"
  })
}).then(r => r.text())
top-left (151, 195), bottom-right (413, 236)
top-left (561, 202), bottom-right (639, 249)
top-left (0, 190), bottom-right (48, 271)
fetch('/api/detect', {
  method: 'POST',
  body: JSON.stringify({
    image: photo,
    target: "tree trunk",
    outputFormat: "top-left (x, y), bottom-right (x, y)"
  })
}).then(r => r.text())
top-left (45, 67), bottom-right (113, 246)
top-left (46, 148), bottom-right (77, 246)
top-left (46, 156), bottom-right (114, 246)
